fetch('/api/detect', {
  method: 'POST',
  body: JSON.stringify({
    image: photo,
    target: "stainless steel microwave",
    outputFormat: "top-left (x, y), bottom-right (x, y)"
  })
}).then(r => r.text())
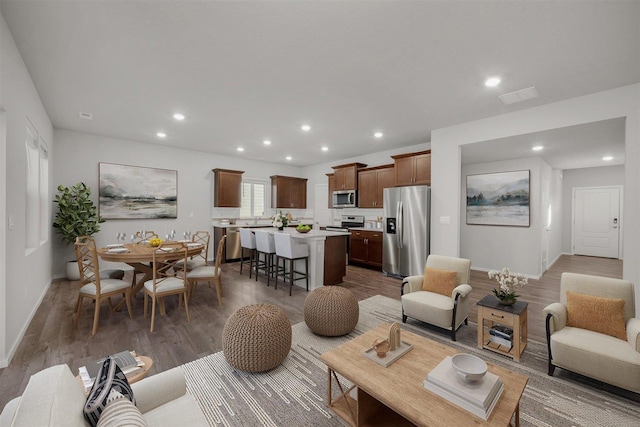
top-left (333, 190), bottom-right (357, 208)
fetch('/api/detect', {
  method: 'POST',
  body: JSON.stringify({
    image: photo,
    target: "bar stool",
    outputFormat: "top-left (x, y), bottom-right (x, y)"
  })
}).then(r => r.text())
top-left (274, 232), bottom-right (309, 296)
top-left (239, 228), bottom-right (257, 278)
top-left (254, 230), bottom-right (278, 286)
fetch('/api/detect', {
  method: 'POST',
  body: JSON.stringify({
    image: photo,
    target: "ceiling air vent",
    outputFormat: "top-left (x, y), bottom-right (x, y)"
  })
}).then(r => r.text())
top-left (499, 87), bottom-right (539, 105)
top-left (79, 112), bottom-right (93, 120)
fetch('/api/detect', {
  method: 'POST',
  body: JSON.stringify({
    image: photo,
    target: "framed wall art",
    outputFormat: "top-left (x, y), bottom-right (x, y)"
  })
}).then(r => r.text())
top-left (466, 170), bottom-right (530, 227)
top-left (99, 163), bottom-right (178, 219)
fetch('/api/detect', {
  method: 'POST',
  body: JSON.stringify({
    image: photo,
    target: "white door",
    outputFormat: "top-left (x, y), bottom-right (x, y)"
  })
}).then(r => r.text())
top-left (572, 186), bottom-right (621, 258)
top-left (314, 184), bottom-right (331, 228)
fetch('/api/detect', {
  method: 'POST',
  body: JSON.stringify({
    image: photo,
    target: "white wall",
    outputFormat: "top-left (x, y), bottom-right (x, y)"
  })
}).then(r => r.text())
top-left (431, 84), bottom-right (640, 311)
top-left (0, 12), bottom-right (54, 367)
top-left (52, 129), bottom-right (305, 277)
top-left (561, 165), bottom-right (625, 253)
top-left (460, 157), bottom-right (544, 276)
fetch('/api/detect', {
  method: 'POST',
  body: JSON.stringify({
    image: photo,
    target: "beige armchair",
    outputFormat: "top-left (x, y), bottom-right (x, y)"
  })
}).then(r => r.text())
top-left (544, 272), bottom-right (640, 393)
top-left (401, 255), bottom-right (472, 341)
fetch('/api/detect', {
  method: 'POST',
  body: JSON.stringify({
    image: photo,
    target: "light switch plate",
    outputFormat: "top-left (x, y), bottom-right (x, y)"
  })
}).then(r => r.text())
top-left (439, 216), bottom-right (451, 224)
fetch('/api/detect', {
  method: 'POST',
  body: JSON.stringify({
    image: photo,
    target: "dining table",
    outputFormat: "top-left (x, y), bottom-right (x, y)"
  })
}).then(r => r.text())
top-left (97, 241), bottom-right (204, 310)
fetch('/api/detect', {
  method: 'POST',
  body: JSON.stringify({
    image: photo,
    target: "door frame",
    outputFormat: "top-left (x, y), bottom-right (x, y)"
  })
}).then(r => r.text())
top-left (571, 185), bottom-right (624, 259)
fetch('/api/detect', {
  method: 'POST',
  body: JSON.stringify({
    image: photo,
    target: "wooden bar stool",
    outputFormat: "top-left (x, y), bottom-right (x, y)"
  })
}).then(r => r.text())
top-left (239, 228), bottom-right (257, 278)
top-left (274, 232), bottom-right (309, 296)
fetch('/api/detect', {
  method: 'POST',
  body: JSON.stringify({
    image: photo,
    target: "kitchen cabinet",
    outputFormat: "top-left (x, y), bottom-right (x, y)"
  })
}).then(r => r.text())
top-left (326, 173), bottom-right (335, 208)
top-left (357, 164), bottom-right (394, 208)
top-left (332, 162), bottom-right (367, 190)
top-left (392, 150), bottom-right (431, 186)
top-left (349, 229), bottom-right (383, 269)
top-left (212, 169), bottom-right (244, 207)
top-left (271, 175), bottom-right (308, 209)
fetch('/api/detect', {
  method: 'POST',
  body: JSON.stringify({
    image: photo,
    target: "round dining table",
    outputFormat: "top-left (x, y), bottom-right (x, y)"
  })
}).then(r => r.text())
top-left (97, 242), bottom-right (204, 310)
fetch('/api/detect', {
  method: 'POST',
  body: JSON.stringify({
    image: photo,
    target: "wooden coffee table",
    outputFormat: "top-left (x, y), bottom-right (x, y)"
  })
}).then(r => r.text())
top-left (320, 323), bottom-right (528, 426)
top-left (77, 355), bottom-right (153, 394)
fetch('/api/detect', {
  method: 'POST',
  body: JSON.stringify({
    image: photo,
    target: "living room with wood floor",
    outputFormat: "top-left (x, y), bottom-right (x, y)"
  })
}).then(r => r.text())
top-left (1, 2), bottom-right (639, 426)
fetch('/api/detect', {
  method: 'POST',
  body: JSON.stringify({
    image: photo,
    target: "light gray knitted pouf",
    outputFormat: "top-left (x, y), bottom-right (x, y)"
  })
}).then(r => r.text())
top-left (304, 286), bottom-right (359, 336)
top-left (222, 304), bottom-right (292, 372)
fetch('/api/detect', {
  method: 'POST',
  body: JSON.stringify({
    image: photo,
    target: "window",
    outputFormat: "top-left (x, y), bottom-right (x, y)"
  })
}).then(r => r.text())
top-left (240, 179), bottom-right (266, 218)
top-left (24, 120), bottom-right (48, 252)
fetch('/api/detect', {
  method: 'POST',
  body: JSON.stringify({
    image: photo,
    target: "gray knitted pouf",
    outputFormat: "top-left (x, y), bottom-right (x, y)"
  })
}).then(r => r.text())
top-left (222, 304), bottom-right (292, 372)
top-left (304, 286), bottom-right (359, 336)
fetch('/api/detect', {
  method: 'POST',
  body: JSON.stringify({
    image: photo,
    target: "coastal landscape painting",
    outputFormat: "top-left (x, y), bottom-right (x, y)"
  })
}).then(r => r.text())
top-left (466, 170), bottom-right (530, 227)
top-left (99, 163), bottom-right (177, 219)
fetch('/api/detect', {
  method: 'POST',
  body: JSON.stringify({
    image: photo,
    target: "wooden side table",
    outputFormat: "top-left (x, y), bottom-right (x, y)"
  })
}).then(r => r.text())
top-left (477, 295), bottom-right (528, 362)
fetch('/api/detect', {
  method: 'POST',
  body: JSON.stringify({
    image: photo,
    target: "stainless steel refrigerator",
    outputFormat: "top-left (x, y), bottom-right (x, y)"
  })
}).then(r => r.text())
top-left (383, 186), bottom-right (430, 278)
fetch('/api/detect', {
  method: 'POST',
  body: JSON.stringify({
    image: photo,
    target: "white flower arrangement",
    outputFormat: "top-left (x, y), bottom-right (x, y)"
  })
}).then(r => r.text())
top-left (272, 211), bottom-right (288, 229)
top-left (488, 267), bottom-right (527, 302)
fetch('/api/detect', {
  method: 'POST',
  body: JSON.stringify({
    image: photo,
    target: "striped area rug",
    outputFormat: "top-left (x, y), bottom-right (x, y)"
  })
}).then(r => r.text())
top-left (182, 295), bottom-right (640, 426)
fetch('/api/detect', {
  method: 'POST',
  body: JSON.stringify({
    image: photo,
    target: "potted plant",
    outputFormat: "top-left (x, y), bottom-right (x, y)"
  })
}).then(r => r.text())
top-left (53, 182), bottom-right (104, 279)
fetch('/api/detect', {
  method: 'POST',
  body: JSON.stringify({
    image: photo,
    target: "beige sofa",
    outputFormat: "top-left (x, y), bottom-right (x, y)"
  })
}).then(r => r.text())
top-left (0, 364), bottom-right (209, 426)
top-left (543, 272), bottom-right (640, 393)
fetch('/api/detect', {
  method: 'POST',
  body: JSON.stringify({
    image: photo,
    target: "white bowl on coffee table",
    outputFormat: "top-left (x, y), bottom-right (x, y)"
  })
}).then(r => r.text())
top-left (451, 353), bottom-right (487, 382)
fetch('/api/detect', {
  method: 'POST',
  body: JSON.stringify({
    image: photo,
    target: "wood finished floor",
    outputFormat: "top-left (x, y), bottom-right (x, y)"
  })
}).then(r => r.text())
top-left (0, 254), bottom-right (622, 410)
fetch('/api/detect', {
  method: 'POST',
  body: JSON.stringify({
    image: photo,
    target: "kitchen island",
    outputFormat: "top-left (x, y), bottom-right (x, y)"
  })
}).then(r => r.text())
top-left (231, 227), bottom-right (350, 289)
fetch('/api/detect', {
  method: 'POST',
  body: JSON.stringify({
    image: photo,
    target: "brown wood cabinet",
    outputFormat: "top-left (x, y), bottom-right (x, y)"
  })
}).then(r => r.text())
top-left (349, 229), bottom-right (383, 269)
top-left (326, 173), bottom-right (335, 208)
top-left (391, 150), bottom-right (431, 186)
top-left (332, 163), bottom-right (367, 191)
top-left (271, 175), bottom-right (308, 209)
top-left (357, 164), bottom-right (394, 208)
top-left (212, 169), bottom-right (243, 207)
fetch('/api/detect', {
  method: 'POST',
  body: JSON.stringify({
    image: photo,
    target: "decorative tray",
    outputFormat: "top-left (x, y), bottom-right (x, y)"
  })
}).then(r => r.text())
top-left (363, 341), bottom-right (413, 368)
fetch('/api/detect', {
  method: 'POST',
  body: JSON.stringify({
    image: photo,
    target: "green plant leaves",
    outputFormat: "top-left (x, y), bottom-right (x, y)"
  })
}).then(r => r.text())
top-left (52, 182), bottom-right (104, 245)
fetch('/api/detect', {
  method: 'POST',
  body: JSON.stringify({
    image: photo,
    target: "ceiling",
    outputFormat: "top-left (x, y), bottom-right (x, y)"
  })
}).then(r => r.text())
top-left (2, 1), bottom-right (638, 167)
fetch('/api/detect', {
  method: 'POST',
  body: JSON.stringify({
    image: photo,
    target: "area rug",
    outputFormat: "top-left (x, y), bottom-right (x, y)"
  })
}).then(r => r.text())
top-left (182, 295), bottom-right (640, 426)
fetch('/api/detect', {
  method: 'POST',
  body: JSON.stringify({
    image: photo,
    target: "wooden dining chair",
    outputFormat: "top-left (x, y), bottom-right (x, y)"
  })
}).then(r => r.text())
top-left (131, 230), bottom-right (159, 285)
top-left (176, 230), bottom-right (210, 271)
top-left (143, 241), bottom-right (190, 332)
top-left (74, 236), bottom-right (133, 335)
top-left (186, 235), bottom-right (225, 305)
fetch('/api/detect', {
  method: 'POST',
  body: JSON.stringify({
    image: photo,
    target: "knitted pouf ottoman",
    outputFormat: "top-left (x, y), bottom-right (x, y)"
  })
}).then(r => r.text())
top-left (222, 304), bottom-right (292, 372)
top-left (304, 286), bottom-right (359, 336)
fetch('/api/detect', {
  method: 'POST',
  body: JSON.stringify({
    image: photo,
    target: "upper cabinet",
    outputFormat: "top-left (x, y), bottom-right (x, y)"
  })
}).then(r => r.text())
top-left (271, 175), bottom-right (308, 209)
top-left (326, 173), bottom-right (335, 208)
top-left (391, 150), bottom-right (431, 186)
top-left (357, 164), bottom-right (394, 208)
top-left (213, 168), bottom-right (244, 207)
top-left (332, 162), bottom-right (367, 191)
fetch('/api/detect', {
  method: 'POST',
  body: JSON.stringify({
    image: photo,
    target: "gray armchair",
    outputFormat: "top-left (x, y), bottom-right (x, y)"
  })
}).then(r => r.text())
top-left (401, 255), bottom-right (472, 341)
top-left (544, 272), bottom-right (640, 393)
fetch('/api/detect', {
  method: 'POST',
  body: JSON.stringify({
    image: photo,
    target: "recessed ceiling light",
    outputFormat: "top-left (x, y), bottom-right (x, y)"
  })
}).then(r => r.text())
top-left (263, 139), bottom-right (271, 145)
top-left (374, 132), bottom-right (384, 139)
top-left (301, 124), bottom-right (311, 132)
top-left (484, 77), bottom-right (501, 87)
top-left (237, 147), bottom-right (245, 152)
top-left (156, 132), bottom-right (166, 138)
top-left (321, 146), bottom-right (329, 152)
top-left (532, 145), bottom-right (543, 151)
top-left (79, 112), bottom-right (93, 120)
top-left (286, 156), bottom-right (292, 161)
top-left (173, 113), bottom-right (185, 121)
top-left (603, 156), bottom-right (613, 161)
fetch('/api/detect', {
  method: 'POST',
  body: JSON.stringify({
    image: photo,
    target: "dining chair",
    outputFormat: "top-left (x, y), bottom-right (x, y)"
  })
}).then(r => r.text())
top-left (74, 236), bottom-right (133, 336)
top-left (239, 228), bottom-right (257, 278)
top-left (186, 235), bottom-right (226, 305)
top-left (273, 232), bottom-right (309, 296)
top-left (143, 241), bottom-right (190, 332)
top-left (131, 230), bottom-right (160, 285)
top-left (176, 230), bottom-right (210, 271)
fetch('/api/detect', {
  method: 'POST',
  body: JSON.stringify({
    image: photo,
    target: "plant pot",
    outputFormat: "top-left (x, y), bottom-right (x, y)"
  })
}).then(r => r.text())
top-left (278, 227), bottom-right (284, 231)
top-left (66, 260), bottom-right (80, 281)
top-left (496, 297), bottom-right (516, 306)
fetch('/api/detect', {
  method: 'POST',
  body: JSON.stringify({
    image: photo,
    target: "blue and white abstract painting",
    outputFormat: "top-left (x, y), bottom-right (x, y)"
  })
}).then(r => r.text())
top-left (466, 170), bottom-right (529, 227)
top-left (99, 163), bottom-right (177, 219)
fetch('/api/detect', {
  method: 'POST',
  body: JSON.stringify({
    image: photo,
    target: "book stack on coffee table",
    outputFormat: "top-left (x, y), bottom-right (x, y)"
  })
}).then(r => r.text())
top-left (423, 356), bottom-right (503, 420)
top-left (78, 350), bottom-right (146, 390)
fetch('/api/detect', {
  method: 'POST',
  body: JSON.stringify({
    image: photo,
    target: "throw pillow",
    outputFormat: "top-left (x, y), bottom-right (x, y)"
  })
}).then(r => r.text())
top-left (84, 356), bottom-right (135, 427)
top-left (566, 291), bottom-right (627, 340)
top-left (97, 394), bottom-right (148, 427)
top-left (422, 267), bottom-right (458, 296)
